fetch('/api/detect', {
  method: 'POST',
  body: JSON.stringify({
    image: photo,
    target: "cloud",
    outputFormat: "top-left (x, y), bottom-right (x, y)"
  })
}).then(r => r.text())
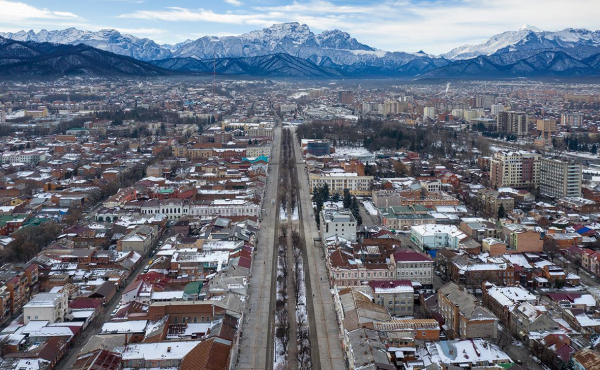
top-left (112, 27), bottom-right (167, 36)
top-left (0, 0), bottom-right (80, 22)
top-left (224, 0), bottom-right (243, 6)
top-left (117, 0), bottom-right (600, 54)
top-left (117, 7), bottom-right (276, 27)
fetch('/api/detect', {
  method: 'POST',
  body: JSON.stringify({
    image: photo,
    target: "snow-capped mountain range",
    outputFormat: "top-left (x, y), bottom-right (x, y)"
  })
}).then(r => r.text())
top-left (1, 23), bottom-right (600, 78)
top-left (442, 25), bottom-right (600, 60)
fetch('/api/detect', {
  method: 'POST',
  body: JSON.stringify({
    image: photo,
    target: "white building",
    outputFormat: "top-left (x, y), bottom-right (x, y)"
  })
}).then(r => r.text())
top-left (464, 109), bottom-right (484, 121)
top-left (23, 292), bottom-right (68, 324)
top-left (490, 104), bottom-right (505, 116)
top-left (309, 171), bottom-right (373, 196)
top-left (410, 224), bottom-right (467, 250)
top-left (246, 145), bottom-right (271, 158)
top-left (320, 209), bottom-right (357, 242)
top-left (1, 150), bottom-right (46, 164)
top-left (189, 199), bottom-right (260, 218)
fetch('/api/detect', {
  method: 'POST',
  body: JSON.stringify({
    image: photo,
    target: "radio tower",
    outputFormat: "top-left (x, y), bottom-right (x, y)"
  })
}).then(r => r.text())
top-left (213, 52), bottom-right (216, 95)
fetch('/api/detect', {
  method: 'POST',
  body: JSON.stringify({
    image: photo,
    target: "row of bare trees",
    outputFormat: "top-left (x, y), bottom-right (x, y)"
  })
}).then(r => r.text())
top-left (275, 241), bottom-right (291, 369)
top-left (291, 229), bottom-right (311, 369)
top-left (279, 129), bottom-right (298, 214)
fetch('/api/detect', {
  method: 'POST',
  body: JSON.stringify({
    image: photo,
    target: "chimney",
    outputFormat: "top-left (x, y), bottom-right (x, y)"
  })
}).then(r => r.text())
top-left (167, 347), bottom-right (171, 353)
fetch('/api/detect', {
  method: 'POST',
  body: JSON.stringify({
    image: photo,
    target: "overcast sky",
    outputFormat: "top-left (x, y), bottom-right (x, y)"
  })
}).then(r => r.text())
top-left (1, 0), bottom-right (599, 54)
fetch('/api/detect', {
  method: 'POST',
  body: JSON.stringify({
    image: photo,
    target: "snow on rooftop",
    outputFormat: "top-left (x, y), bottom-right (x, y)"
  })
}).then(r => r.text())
top-left (122, 341), bottom-right (200, 360)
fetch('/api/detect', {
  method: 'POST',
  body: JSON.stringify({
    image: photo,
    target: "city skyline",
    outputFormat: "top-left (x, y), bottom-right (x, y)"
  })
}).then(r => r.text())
top-left (1, 0), bottom-right (599, 54)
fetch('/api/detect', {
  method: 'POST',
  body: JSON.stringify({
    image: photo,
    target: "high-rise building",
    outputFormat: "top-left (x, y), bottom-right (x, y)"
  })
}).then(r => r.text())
top-left (384, 100), bottom-right (408, 115)
top-left (561, 112), bottom-right (584, 127)
top-left (490, 104), bottom-right (504, 116)
top-left (490, 151), bottom-right (541, 189)
top-left (338, 91), bottom-right (355, 105)
top-left (424, 107), bottom-right (436, 120)
top-left (540, 158), bottom-right (582, 198)
top-left (464, 109), bottom-right (484, 121)
top-left (497, 111), bottom-right (528, 137)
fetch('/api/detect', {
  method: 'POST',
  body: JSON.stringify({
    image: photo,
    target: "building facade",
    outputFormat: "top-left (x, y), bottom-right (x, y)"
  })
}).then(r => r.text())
top-left (490, 151), bottom-right (541, 189)
top-left (540, 158), bottom-right (582, 198)
top-left (497, 111), bottom-right (528, 137)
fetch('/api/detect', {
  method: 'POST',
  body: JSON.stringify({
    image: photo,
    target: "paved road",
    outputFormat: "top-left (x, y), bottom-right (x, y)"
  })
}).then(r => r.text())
top-left (359, 202), bottom-right (380, 228)
top-left (237, 126), bottom-right (282, 370)
top-left (291, 127), bottom-right (346, 370)
top-left (56, 230), bottom-right (173, 370)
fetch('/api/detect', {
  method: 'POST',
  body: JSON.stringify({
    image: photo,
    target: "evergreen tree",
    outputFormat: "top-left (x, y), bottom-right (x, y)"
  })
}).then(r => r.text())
top-left (592, 144), bottom-right (598, 154)
top-left (497, 203), bottom-right (506, 219)
top-left (350, 196), bottom-right (362, 225)
top-left (343, 189), bottom-right (352, 209)
top-left (322, 183), bottom-right (330, 202)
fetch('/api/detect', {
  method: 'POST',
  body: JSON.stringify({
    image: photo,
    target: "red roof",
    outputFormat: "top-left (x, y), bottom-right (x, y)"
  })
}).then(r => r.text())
top-left (393, 250), bottom-right (432, 262)
top-left (368, 280), bottom-right (412, 290)
top-left (69, 298), bottom-right (102, 310)
top-left (238, 256), bottom-right (252, 269)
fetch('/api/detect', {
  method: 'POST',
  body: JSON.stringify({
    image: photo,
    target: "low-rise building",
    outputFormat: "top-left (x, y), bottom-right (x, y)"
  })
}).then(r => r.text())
top-left (23, 292), bottom-right (68, 324)
top-left (369, 280), bottom-right (414, 317)
top-left (410, 224), bottom-right (467, 250)
top-left (438, 282), bottom-right (498, 340)
top-left (391, 250), bottom-right (434, 286)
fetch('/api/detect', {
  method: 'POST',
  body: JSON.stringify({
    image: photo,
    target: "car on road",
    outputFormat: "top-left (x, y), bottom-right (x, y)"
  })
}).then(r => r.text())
top-left (435, 271), bottom-right (442, 276)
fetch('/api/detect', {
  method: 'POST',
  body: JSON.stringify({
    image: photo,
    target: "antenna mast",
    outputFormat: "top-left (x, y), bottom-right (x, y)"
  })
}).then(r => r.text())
top-left (213, 52), bottom-right (216, 95)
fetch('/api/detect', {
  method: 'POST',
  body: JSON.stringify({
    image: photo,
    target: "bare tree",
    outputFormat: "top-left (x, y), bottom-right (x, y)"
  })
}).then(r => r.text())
top-left (293, 248), bottom-right (303, 302)
top-left (275, 307), bottom-right (290, 352)
top-left (280, 224), bottom-right (288, 238)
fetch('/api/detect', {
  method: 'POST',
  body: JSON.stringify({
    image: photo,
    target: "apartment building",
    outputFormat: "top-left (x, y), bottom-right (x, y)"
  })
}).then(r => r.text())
top-left (540, 158), bottom-right (582, 198)
top-left (391, 250), bottom-right (434, 286)
top-left (476, 189), bottom-right (515, 217)
top-left (497, 111), bottom-right (528, 137)
top-left (338, 91), bottom-right (354, 105)
top-left (561, 112), bottom-right (584, 127)
top-left (423, 106), bottom-right (436, 120)
top-left (490, 151), bottom-right (541, 189)
top-left (369, 280), bottom-right (414, 317)
top-left (309, 172), bottom-right (373, 196)
top-left (438, 282), bottom-right (498, 340)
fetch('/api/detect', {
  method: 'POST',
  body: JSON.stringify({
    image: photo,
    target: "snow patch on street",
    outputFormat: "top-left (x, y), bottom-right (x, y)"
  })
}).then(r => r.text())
top-left (363, 201), bottom-right (378, 216)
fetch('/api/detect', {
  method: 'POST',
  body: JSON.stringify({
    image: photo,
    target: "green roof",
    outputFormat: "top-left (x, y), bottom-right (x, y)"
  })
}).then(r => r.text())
top-left (184, 281), bottom-right (203, 295)
top-left (158, 189), bottom-right (174, 194)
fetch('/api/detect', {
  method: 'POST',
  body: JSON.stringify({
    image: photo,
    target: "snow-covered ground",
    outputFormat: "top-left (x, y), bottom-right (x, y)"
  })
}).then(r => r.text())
top-left (294, 248), bottom-right (312, 368)
top-left (292, 206), bottom-right (299, 221)
top-left (332, 146), bottom-right (373, 158)
top-left (363, 201), bottom-right (378, 216)
top-left (279, 206), bottom-right (287, 221)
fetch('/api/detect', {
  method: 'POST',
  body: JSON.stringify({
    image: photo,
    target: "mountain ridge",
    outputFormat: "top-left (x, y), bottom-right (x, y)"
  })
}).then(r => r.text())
top-left (2, 23), bottom-right (600, 79)
top-left (0, 36), bottom-right (170, 77)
